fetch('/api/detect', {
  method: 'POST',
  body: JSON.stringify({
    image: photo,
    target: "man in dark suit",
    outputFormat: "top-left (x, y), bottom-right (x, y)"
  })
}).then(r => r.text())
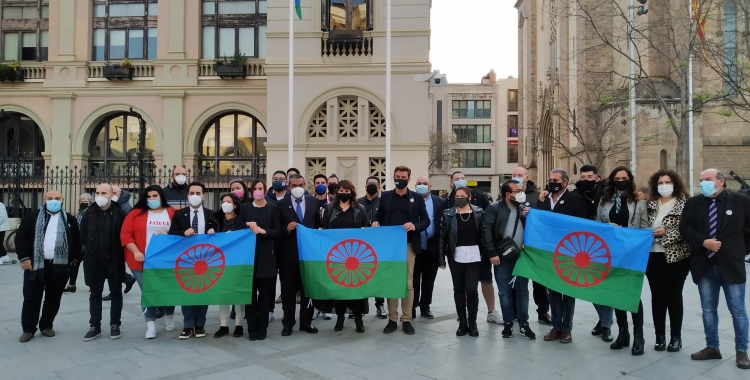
top-left (374, 165), bottom-right (430, 335)
top-left (277, 174), bottom-right (320, 336)
top-left (168, 182), bottom-right (216, 340)
top-left (412, 175), bottom-right (445, 319)
top-left (537, 169), bottom-right (588, 344)
top-left (680, 169), bottom-right (750, 369)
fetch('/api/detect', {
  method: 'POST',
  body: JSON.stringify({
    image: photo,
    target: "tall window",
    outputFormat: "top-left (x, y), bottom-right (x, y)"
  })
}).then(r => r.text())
top-left (89, 113), bottom-right (156, 175)
top-left (724, 1), bottom-right (737, 96)
top-left (508, 115), bottom-right (518, 137)
top-left (452, 100), bottom-right (491, 119)
top-left (199, 112), bottom-right (267, 177)
top-left (452, 149), bottom-right (491, 168)
top-left (452, 125), bottom-right (491, 143)
top-left (508, 141), bottom-right (519, 163)
top-left (1, 0), bottom-right (49, 61)
top-left (92, 0), bottom-right (158, 61)
top-left (327, 0), bottom-right (371, 31)
top-left (508, 90), bottom-right (518, 111)
top-left (0, 112), bottom-right (46, 176)
top-left (202, 0), bottom-right (267, 59)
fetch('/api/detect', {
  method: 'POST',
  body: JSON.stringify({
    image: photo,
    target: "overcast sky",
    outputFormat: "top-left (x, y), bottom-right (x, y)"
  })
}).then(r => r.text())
top-left (430, 0), bottom-right (519, 84)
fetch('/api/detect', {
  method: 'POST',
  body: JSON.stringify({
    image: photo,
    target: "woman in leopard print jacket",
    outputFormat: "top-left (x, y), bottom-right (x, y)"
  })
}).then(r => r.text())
top-left (646, 170), bottom-right (692, 354)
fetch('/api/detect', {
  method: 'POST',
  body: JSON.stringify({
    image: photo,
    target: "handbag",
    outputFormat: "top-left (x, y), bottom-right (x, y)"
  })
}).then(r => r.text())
top-left (496, 210), bottom-right (522, 262)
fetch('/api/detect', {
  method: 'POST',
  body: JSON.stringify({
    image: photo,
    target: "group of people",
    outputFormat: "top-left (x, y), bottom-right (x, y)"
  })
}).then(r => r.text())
top-left (13, 162), bottom-right (749, 370)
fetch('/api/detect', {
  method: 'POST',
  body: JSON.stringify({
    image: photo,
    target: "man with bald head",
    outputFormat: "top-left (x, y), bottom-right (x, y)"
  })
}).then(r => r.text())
top-left (680, 169), bottom-right (750, 369)
top-left (412, 175), bottom-right (445, 318)
top-left (163, 166), bottom-right (189, 208)
top-left (16, 190), bottom-right (81, 342)
top-left (111, 185), bottom-right (132, 213)
top-left (80, 183), bottom-right (128, 342)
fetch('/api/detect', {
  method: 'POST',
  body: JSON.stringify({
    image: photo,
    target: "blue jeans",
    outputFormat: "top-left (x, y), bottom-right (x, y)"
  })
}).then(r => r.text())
top-left (182, 306), bottom-right (208, 329)
top-left (548, 290), bottom-right (575, 332)
top-left (494, 260), bottom-right (529, 325)
top-left (594, 304), bottom-right (614, 329)
top-left (697, 264), bottom-right (748, 352)
top-left (131, 270), bottom-right (175, 322)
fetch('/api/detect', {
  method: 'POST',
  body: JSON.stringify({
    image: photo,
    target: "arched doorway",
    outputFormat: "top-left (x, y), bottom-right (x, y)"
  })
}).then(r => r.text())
top-left (0, 112), bottom-right (46, 176)
top-left (539, 109), bottom-right (554, 176)
top-left (88, 113), bottom-right (156, 176)
top-left (198, 112), bottom-right (267, 179)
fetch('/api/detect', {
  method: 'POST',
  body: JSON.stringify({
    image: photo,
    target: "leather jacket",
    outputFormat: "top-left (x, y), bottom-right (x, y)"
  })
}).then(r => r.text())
top-left (321, 202), bottom-right (370, 229)
top-left (439, 204), bottom-right (484, 267)
top-left (481, 200), bottom-right (526, 259)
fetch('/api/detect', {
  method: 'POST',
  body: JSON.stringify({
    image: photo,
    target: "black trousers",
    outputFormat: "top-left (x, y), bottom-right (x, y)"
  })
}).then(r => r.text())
top-left (448, 256), bottom-right (481, 324)
top-left (0, 231), bottom-right (6, 257)
top-left (413, 251), bottom-right (439, 313)
top-left (68, 259), bottom-right (82, 286)
top-left (314, 299), bottom-right (333, 313)
top-left (615, 301), bottom-right (644, 334)
top-left (645, 252), bottom-right (690, 337)
top-left (374, 298), bottom-right (385, 307)
top-left (247, 277), bottom-right (275, 335)
top-left (280, 263), bottom-right (313, 328)
top-left (533, 281), bottom-right (549, 315)
top-left (89, 261), bottom-right (122, 328)
top-left (21, 261), bottom-right (68, 334)
top-left (334, 299), bottom-right (365, 317)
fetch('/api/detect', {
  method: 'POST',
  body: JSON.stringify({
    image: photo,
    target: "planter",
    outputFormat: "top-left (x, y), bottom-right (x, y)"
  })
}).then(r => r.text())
top-left (216, 65), bottom-right (246, 79)
top-left (103, 66), bottom-right (134, 80)
top-left (0, 69), bottom-right (24, 82)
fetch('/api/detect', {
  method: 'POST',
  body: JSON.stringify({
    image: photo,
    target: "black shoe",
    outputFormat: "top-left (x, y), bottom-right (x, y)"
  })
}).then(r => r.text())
top-left (355, 316), bottom-right (365, 333)
top-left (154, 308), bottom-right (165, 319)
top-left (63, 285), bottom-right (76, 293)
top-left (468, 322), bottom-right (479, 337)
top-left (421, 310), bottom-right (435, 319)
top-left (335, 315), bottom-right (345, 332)
top-left (195, 326), bottom-right (206, 338)
top-left (281, 325), bottom-right (293, 336)
top-left (655, 335), bottom-right (667, 351)
top-left (402, 321), bottom-right (415, 335)
top-left (601, 327), bottom-right (614, 342)
top-left (456, 321), bottom-right (468, 336)
top-left (502, 324), bottom-right (513, 338)
top-left (300, 325), bottom-right (319, 334)
top-left (667, 336), bottom-right (682, 352)
top-left (124, 277), bottom-right (136, 294)
top-left (520, 323), bottom-right (536, 340)
top-left (591, 321), bottom-right (602, 336)
top-left (611, 327), bottom-right (630, 349)
top-left (383, 320), bottom-right (398, 334)
top-left (233, 326), bottom-right (243, 337)
top-left (179, 328), bottom-right (194, 339)
top-left (248, 332), bottom-right (257, 341)
top-left (632, 331), bottom-right (645, 356)
top-left (348, 313), bottom-right (355, 319)
top-left (376, 305), bottom-right (387, 319)
top-left (83, 327), bottom-right (102, 342)
top-left (257, 331), bottom-right (267, 341)
top-left (214, 326), bottom-right (229, 338)
top-left (110, 325), bottom-right (121, 340)
top-left (102, 294), bottom-right (112, 301)
top-left (538, 313), bottom-right (552, 326)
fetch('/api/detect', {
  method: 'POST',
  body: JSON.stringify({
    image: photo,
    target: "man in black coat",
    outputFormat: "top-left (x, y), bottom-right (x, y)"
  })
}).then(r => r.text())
top-left (412, 175), bottom-right (445, 319)
top-left (374, 165), bottom-right (430, 335)
top-left (163, 166), bottom-right (189, 209)
top-left (80, 184), bottom-right (128, 342)
top-left (359, 176), bottom-right (386, 318)
top-left (679, 169), bottom-right (750, 369)
top-left (537, 169), bottom-right (587, 344)
top-left (17, 190), bottom-right (81, 343)
top-left (278, 174), bottom-right (320, 336)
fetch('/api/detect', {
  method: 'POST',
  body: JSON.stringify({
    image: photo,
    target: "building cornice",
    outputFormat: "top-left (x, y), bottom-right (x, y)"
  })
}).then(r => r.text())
top-left (264, 63), bottom-right (431, 76)
top-left (264, 142), bottom-right (430, 151)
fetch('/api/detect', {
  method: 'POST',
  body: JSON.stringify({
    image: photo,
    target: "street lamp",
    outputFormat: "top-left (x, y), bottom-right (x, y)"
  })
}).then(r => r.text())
top-left (0, 108), bottom-right (24, 216)
top-left (628, 0), bottom-right (648, 176)
top-left (128, 107), bottom-right (147, 196)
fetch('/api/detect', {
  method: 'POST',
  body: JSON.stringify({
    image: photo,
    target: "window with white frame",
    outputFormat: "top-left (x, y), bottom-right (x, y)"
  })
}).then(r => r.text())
top-left (201, 0), bottom-right (267, 59)
top-left (0, 0), bottom-right (49, 61)
top-left (91, 0), bottom-right (158, 61)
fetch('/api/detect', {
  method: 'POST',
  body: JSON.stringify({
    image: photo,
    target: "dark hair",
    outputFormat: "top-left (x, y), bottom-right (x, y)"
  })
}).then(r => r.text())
top-left (366, 176), bottom-right (380, 184)
top-left (501, 180), bottom-right (521, 201)
top-left (328, 173), bottom-right (338, 180)
top-left (272, 170), bottom-right (287, 178)
top-left (394, 165), bottom-right (411, 178)
top-left (580, 164), bottom-right (598, 175)
top-left (455, 186), bottom-right (472, 199)
top-left (334, 180), bottom-right (359, 207)
top-left (229, 179), bottom-right (250, 203)
top-left (288, 173), bottom-right (304, 182)
top-left (601, 166), bottom-right (636, 203)
top-left (313, 174), bottom-right (327, 183)
top-left (219, 192), bottom-right (241, 211)
top-left (287, 167), bottom-right (301, 176)
top-left (133, 185), bottom-right (169, 215)
top-left (187, 182), bottom-right (206, 193)
top-left (250, 179), bottom-right (267, 193)
top-left (451, 171), bottom-right (464, 181)
top-left (648, 170), bottom-right (689, 201)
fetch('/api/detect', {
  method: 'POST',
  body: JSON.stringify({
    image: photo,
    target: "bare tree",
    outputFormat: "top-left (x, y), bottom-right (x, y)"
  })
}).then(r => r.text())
top-left (428, 130), bottom-right (460, 174)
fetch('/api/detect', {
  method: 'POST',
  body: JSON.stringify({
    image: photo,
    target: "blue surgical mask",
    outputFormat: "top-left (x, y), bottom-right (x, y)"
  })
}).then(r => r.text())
top-left (700, 180), bottom-right (717, 197)
top-left (315, 184), bottom-right (327, 195)
top-left (46, 200), bottom-right (62, 213)
top-left (415, 185), bottom-right (429, 195)
top-left (454, 179), bottom-right (467, 188)
top-left (147, 199), bottom-right (161, 209)
top-left (512, 177), bottom-right (525, 187)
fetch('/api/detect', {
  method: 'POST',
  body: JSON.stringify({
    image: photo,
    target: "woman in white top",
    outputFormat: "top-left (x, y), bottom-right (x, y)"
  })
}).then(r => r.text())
top-left (645, 170), bottom-right (691, 353)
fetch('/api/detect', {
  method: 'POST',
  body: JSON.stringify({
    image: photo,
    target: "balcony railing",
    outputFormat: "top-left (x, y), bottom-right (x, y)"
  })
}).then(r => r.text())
top-left (322, 31), bottom-right (373, 57)
top-left (88, 62), bottom-right (154, 79)
top-left (21, 65), bottom-right (46, 80)
top-left (198, 60), bottom-right (265, 77)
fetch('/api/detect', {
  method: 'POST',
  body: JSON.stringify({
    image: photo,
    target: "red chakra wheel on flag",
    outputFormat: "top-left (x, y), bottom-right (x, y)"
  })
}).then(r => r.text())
top-left (175, 244), bottom-right (226, 293)
top-left (326, 239), bottom-right (378, 288)
top-left (554, 232), bottom-right (611, 287)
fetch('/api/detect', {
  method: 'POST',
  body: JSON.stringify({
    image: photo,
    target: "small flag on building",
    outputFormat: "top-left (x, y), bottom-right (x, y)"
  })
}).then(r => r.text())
top-left (295, 0), bottom-right (302, 20)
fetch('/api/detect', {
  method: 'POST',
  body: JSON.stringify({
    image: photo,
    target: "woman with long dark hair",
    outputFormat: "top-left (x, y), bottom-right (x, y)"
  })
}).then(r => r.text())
top-left (321, 180), bottom-right (370, 333)
top-left (230, 178), bottom-right (251, 204)
top-left (595, 166), bottom-right (649, 355)
top-left (645, 170), bottom-right (691, 352)
top-left (240, 179), bottom-right (281, 340)
top-left (120, 185), bottom-right (176, 339)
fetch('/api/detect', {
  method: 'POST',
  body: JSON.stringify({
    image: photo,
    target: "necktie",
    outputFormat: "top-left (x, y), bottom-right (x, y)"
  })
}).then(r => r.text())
top-left (295, 199), bottom-right (304, 221)
top-left (615, 194), bottom-right (622, 214)
top-left (192, 210), bottom-right (199, 233)
top-left (708, 199), bottom-right (717, 258)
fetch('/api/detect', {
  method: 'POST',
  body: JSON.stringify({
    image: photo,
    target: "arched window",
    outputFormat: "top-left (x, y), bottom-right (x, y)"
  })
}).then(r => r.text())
top-left (0, 112), bottom-right (46, 176)
top-left (89, 113), bottom-right (156, 175)
top-left (660, 149), bottom-right (667, 170)
top-left (199, 112), bottom-right (267, 178)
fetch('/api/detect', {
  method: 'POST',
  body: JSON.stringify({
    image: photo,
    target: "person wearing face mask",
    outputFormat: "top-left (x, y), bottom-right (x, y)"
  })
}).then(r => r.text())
top-left (111, 185), bottom-right (133, 214)
top-left (230, 178), bottom-right (251, 204)
top-left (445, 171), bottom-right (490, 210)
top-left (163, 166), bottom-right (190, 209)
top-left (572, 164), bottom-right (605, 219)
top-left (277, 174), bottom-right (320, 336)
top-left (358, 176), bottom-right (387, 318)
top-left (645, 170), bottom-right (692, 353)
top-left (80, 183), bottom-right (129, 342)
top-left (327, 174), bottom-right (340, 203)
top-left (63, 193), bottom-right (93, 293)
top-left (321, 180), bottom-right (371, 333)
top-left (120, 185), bottom-right (176, 339)
top-left (309, 174), bottom-right (335, 320)
top-left (412, 176), bottom-right (445, 319)
top-left (16, 190), bottom-right (82, 343)
top-left (538, 169), bottom-right (588, 344)
top-left (312, 174), bottom-right (330, 208)
top-left (680, 169), bottom-right (750, 369)
top-left (266, 170), bottom-right (291, 204)
top-left (168, 182), bottom-right (217, 339)
top-left (595, 166), bottom-right (649, 354)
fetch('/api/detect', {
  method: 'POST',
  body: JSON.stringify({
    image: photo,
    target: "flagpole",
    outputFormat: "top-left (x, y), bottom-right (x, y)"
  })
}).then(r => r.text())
top-left (385, 0), bottom-right (392, 188)
top-left (688, 1), bottom-right (694, 195)
top-left (288, 0), bottom-right (294, 169)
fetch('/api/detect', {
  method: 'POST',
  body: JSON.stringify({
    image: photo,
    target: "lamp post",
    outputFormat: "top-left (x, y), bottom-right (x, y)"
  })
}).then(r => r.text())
top-left (0, 108), bottom-right (24, 216)
top-left (128, 107), bottom-right (147, 196)
top-left (628, 0), bottom-right (648, 176)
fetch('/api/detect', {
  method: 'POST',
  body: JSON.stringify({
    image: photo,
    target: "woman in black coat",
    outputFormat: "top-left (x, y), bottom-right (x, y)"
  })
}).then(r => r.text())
top-left (239, 180), bottom-right (281, 341)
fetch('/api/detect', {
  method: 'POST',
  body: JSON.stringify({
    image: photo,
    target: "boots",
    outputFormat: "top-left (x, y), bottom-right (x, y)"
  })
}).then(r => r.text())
top-left (355, 315), bottom-right (365, 333)
top-left (654, 335), bottom-right (667, 351)
top-left (610, 327), bottom-right (630, 350)
top-left (456, 309), bottom-right (469, 336)
top-left (601, 327), bottom-right (614, 342)
top-left (632, 330), bottom-right (645, 356)
top-left (334, 315), bottom-right (345, 332)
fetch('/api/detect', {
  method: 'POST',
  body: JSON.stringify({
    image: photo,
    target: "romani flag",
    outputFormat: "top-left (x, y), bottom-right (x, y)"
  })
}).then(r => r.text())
top-left (297, 225), bottom-right (407, 299)
top-left (513, 209), bottom-right (653, 312)
top-left (295, 0), bottom-right (302, 19)
top-left (142, 230), bottom-right (256, 307)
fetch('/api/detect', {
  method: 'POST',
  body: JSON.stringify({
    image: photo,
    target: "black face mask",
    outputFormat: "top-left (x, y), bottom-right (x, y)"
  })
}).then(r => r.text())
top-left (455, 197), bottom-right (470, 208)
top-left (337, 193), bottom-right (352, 203)
top-left (366, 184), bottom-right (379, 195)
top-left (547, 182), bottom-right (564, 194)
top-left (577, 179), bottom-right (597, 192)
top-left (614, 180), bottom-right (630, 191)
top-left (394, 179), bottom-right (408, 190)
top-left (79, 203), bottom-right (90, 212)
top-left (328, 184), bottom-right (338, 194)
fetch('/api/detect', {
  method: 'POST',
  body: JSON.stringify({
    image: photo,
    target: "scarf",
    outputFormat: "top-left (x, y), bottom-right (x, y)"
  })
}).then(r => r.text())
top-left (32, 207), bottom-right (69, 277)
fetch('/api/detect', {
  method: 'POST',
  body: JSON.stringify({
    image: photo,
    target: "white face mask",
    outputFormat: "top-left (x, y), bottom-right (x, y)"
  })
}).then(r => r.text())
top-left (657, 184), bottom-right (674, 198)
top-left (514, 192), bottom-right (527, 204)
top-left (188, 195), bottom-right (202, 207)
top-left (291, 187), bottom-right (305, 199)
top-left (111, 195), bottom-right (119, 202)
top-left (95, 195), bottom-right (109, 208)
top-left (175, 174), bottom-right (187, 185)
top-left (221, 202), bottom-right (234, 214)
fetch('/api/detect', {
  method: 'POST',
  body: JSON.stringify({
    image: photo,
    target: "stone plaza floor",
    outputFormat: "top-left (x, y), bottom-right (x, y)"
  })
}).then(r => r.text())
top-left (0, 252), bottom-right (748, 380)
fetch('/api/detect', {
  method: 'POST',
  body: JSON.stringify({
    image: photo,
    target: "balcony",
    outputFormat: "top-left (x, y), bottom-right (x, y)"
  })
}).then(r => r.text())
top-left (0, 63), bottom-right (46, 82)
top-left (88, 62), bottom-right (154, 79)
top-left (197, 60), bottom-right (266, 78)
top-left (322, 31), bottom-right (373, 57)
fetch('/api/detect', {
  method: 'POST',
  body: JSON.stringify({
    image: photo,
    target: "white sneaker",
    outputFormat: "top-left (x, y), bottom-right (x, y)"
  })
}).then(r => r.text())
top-left (0, 256), bottom-right (9, 263)
top-left (268, 312), bottom-right (275, 323)
top-left (312, 308), bottom-right (321, 320)
top-left (487, 310), bottom-right (503, 325)
top-left (323, 313), bottom-right (333, 320)
top-left (165, 315), bottom-right (175, 332)
top-left (145, 321), bottom-right (157, 339)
